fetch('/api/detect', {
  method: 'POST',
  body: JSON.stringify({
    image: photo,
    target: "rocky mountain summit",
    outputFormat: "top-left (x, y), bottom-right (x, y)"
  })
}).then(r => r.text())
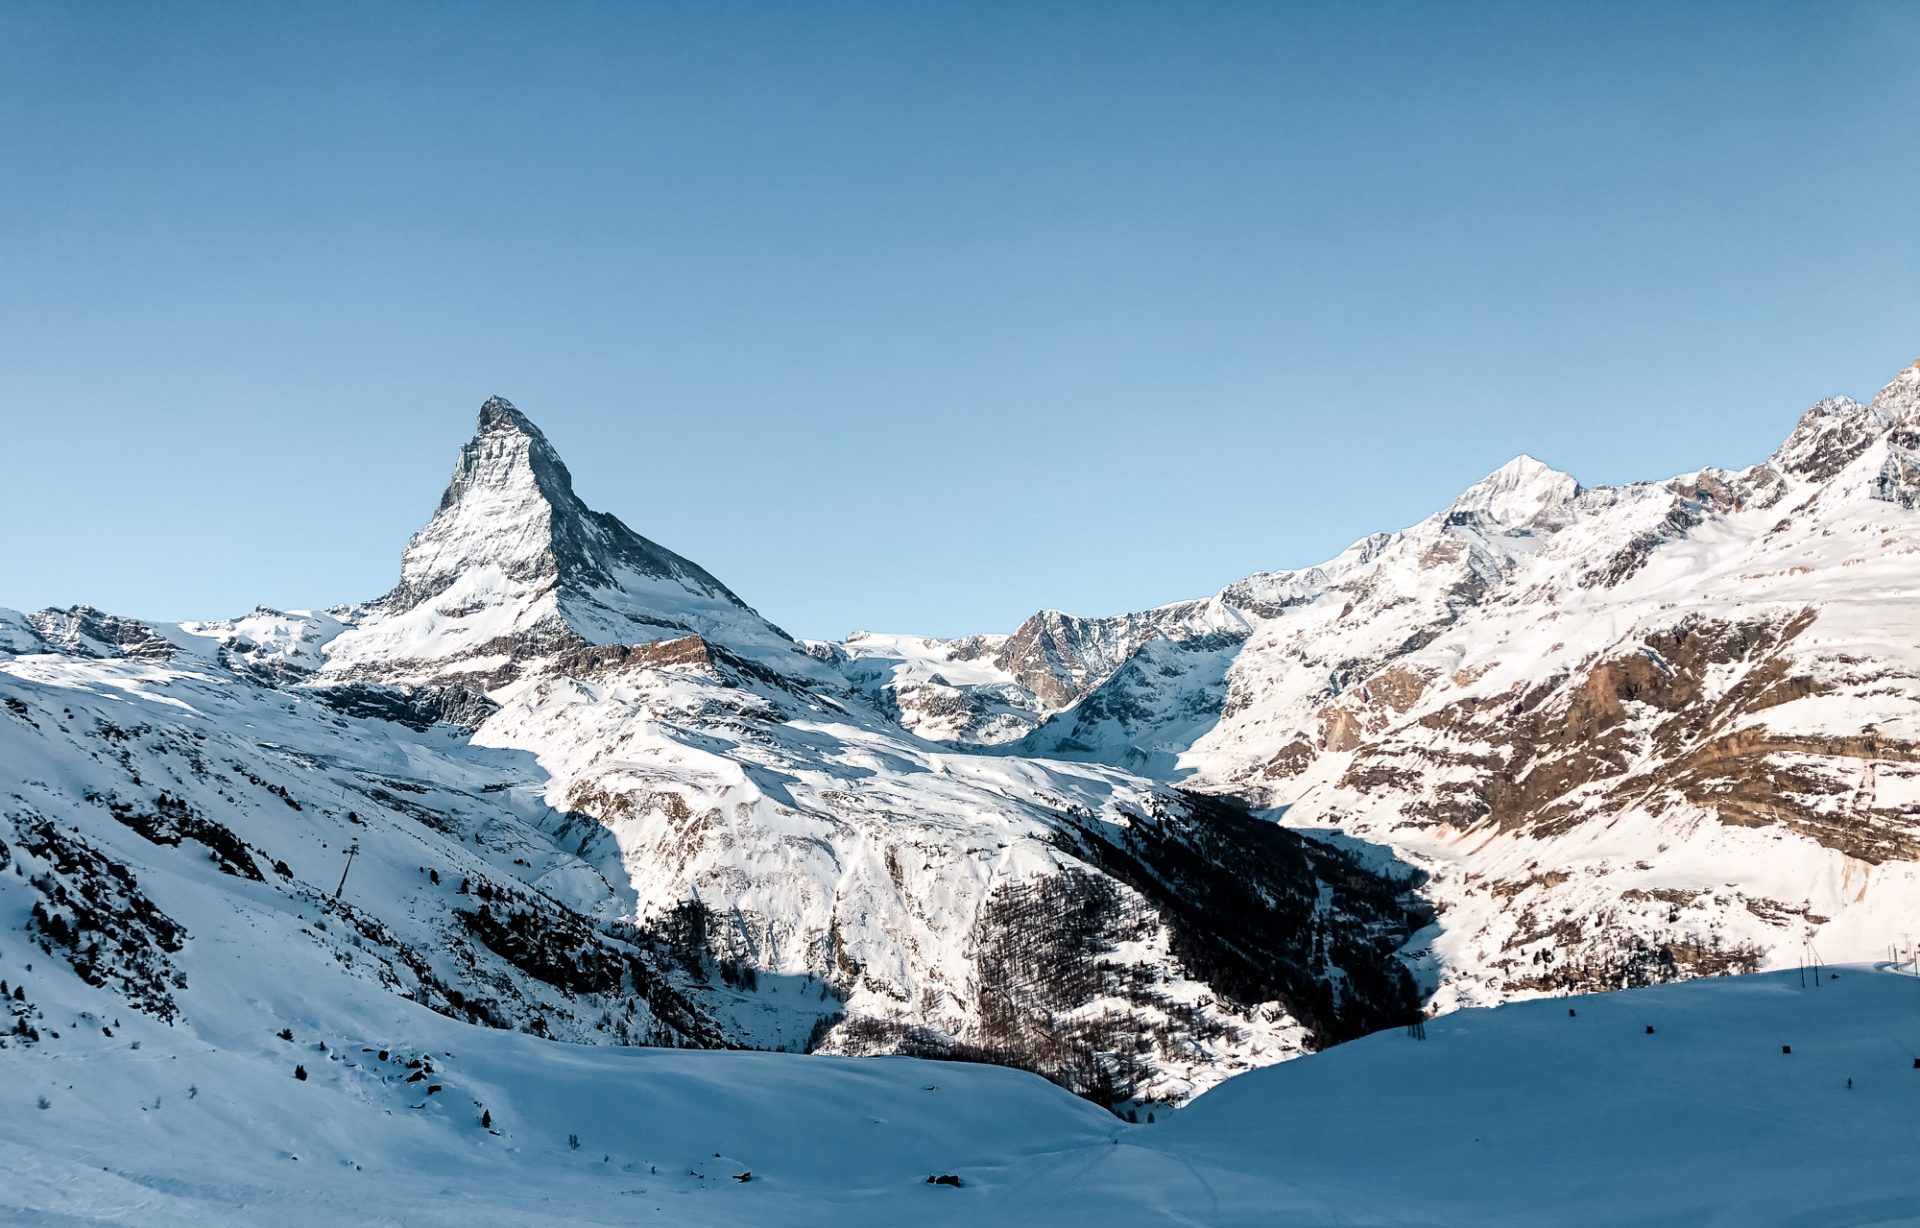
top-left (323, 396), bottom-right (820, 690)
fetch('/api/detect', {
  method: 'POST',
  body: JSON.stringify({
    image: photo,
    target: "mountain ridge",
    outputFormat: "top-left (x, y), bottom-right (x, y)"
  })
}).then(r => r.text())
top-left (6, 355), bottom-right (1919, 1112)
top-left (858, 354), bottom-right (1920, 1014)
top-left (0, 392), bottom-right (1436, 1108)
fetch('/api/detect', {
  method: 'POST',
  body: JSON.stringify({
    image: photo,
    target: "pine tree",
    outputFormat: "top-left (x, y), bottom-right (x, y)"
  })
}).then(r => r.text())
top-left (481, 1109), bottom-right (492, 1129)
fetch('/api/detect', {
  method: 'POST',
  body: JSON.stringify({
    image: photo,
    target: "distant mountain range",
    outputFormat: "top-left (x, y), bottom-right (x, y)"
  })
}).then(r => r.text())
top-left (5, 354), bottom-right (1918, 1104)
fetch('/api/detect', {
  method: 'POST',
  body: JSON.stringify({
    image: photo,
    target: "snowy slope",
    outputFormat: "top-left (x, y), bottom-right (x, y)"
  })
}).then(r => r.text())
top-left (0, 397), bottom-right (1433, 1111)
top-left (6, 613), bottom-right (1388, 1103)
top-left (3, 961), bottom-right (1914, 1226)
top-left (1150, 964), bottom-right (1920, 1227)
top-left (1201, 363), bottom-right (1920, 1010)
top-left (828, 629), bottom-right (1046, 743)
top-left (8, 353), bottom-right (1920, 1219)
top-left (1013, 452), bottom-right (1582, 769)
top-left (877, 357), bottom-right (1920, 1018)
top-left (0, 647), bottom-right (735, 1051)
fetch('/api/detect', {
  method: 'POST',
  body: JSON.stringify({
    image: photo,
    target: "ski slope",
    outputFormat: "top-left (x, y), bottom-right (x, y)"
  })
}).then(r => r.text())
top-left (4, 967), bottom-right (1915, 1226)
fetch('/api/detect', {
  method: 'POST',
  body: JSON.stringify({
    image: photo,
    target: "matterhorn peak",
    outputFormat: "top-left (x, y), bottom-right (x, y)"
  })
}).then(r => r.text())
top-left (431, 395), bottom-right (584, 515)
top-left (318, 395), bottom-right (814, 690)
top-left (475, 394), bottom-right (543, 437)
top-left (1446, 454), bottom-right (1581, 530)
top-left (409, 397), bottom-right (586, 591)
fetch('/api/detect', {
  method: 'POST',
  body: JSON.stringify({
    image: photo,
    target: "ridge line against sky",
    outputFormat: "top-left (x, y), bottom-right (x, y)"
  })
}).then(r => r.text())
top-left (3, 2), bottom-right (1917, 639)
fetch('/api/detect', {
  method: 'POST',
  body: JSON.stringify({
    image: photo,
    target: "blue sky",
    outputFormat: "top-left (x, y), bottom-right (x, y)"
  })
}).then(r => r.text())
top-left (3, 2), bottom-right (1917, 639)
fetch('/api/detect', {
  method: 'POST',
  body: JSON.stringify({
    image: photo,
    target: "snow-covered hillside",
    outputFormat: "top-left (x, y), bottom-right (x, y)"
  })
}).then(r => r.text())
top-left (4, 961), bottom-right (1914, 1226)
top-left (876, 358), bottom-right (1920, 1016)
top-left (8, 355), bottom-right (1920, 1221)
top-left (828, 630), bottom-right (1043, 743)
top-left (1, 396), bottom-right (1430, 1112)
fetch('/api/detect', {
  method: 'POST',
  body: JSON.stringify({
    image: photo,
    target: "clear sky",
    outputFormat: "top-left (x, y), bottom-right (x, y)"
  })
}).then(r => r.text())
top-left (3, 2), bottom-right (1917, 640)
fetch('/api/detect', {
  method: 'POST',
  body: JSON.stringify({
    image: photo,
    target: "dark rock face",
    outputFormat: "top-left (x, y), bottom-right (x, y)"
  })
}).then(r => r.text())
top-left (454, 894), bottom-right (731, 1048)
top-left (1579, 491), bottom-right (1716, 590)
top-left (327, 629), bottom-right (774, 697)
top-left (25, 606), bottom-right (175, 661)
top-left (310, 682), bottom-right (502, 732)
top-left (1018, 633), bottom-right (1244, 763)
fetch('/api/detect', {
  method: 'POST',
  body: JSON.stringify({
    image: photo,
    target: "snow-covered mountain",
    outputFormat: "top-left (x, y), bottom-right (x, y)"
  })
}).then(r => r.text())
top-left (323, 396), bottom-right (821, 687)
top-left (9, 356), bottom-right (1920, 1137)
top-left (838, 566), bottom-right (1329, 748)
top-left (1, 397), bottom-right (1429, 1110)
top-left (870, 357), bottom-right (1920, 1017)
